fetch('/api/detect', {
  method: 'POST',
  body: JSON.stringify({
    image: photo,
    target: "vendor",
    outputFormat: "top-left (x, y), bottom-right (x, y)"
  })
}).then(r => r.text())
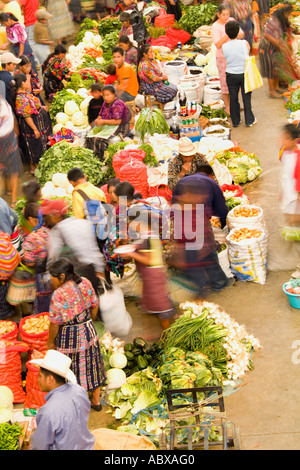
top-left (118, 35), bottom-right (138, 66)
top-left (112, 46), bottom-right (139, 103)
top-left (85, 85), bottom-right (131, 157)
top-left (167, 137), bottom-right (215, 192)
top-left (137, 44), bottom-right (177, 104)
top-left (30, 350), bottom-right (96, 450)
top-left (42, 44), bottom-right (70, 102)
top-left (119, 11), bottom-right (134, 40)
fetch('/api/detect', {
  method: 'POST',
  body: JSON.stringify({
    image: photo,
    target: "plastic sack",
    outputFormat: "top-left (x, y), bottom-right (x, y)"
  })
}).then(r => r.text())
top-left (244, 56), bottom-right (263, 93)
top-left (154, 13), bottom-right (175, 28)
top-left (113, 149), bottom-right (145, 178)
top-left (25, 354), bottom-right (47, 409)
top-left (218, 246), bottom-right (234, 278)
top-left (0, 339), bottom-right (29, 403)
top-left (98, 280), bottom-right (133, 337)
top-left (280, 226), bottom-right (300, 242)
top-left (148, 184), bottom-right (172, 203)
top-left (164, 27), bottom-right (191, 46)
top-left (119, 159), bottom-right (149, 199)
top-left (19, 312), bottom-right (50, 360)
top-left (226, 229), bottom-right (268, 284)
top-left (111, 261), bottom-right (143, 298)
top-left (92, 428), bottom-right (156, 450)
top-left (0, 320), bottom-right (18, 340)
top-left (227, 205), bottom-right (265, 231)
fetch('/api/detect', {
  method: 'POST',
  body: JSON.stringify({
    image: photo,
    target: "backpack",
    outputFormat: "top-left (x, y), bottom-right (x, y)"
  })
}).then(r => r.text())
top-left (75, 189), bottom-right (109, 248)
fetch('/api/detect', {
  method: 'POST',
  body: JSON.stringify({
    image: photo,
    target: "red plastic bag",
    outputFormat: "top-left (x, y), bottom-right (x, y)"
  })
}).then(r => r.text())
top-left (154, 13), bottom-right (175, 27)
top-left (113, 149), bottom-right (146, 179)
top-left (119, 159), bottom-right (149, 199)
top-left (221, 184), bottom-right (244, 198)
top-left (148, 184), bottom-right (172, 203)
top-left (25, 353), bottom-right (47, 409)
top-left (165, 27), bottom-right (191, 45)
top-left (0, 339), bottom-right (29, 403)
top-left (0, 320), bottom-right (18, 341)
top-left (19, 312), bottom-right (49, 360)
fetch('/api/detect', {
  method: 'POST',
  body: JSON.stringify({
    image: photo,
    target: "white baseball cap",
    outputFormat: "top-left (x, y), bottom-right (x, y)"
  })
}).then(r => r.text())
top-left (30, 349), bottom-right (77, 384)
top-left (0, 52), bottom-right (21, 65)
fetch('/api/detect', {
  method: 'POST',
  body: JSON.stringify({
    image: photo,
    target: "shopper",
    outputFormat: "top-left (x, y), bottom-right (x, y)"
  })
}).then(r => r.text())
top-left (211, 3), bottom-right (244, 115)
top-left (168, 137), bottom-right (215, 192)
top-left (67, 167), bottom-right (106, 220)
top-left (42, 44), bottom-right (70, 101)
top-left (120, 205), bottom-right (175, 330)
top-left (46, 0), bottom-right (74, 44)
top-left (0, 0), bottom-right (24, 23)
top-left (259, 4), bottom-right (296, 98)
top-left (15, 54), bottom-right (44, 103)
top-left (18, 0), bottom-right (39, 53)
top-left (0, 12), bottom-right (37, 73)
top-left (112, 47), bottom-right (139, 102)
top-left (46, 258), bottom-right (106, 410)
top-left (0, 96), bottom-right (21, 207)
top-left (224, 0), bottom-right (253, 48)
top-left (11, 73), bottom-right (52, 174)
top-left (30, 349), bottom-right (96, 450)
top-left (0, 51), bottom-right (21, 107)
top-left (33, 9), bottom-right (55, 67)
top-left (222, 20), bottom-right (256, 128)
top-left (41, 198), bottom-right (106, 293)
top-left (137, 44), bottom-right (178, 104)
top-left (0, 229), bottom-right (20, 320)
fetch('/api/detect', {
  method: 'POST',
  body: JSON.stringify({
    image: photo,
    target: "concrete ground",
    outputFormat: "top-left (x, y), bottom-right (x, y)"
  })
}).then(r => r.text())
top-left (9, 78), bottom-right (300, 450)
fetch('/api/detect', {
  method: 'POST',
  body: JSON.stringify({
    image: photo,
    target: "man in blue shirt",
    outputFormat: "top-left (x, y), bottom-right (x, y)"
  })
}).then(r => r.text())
top-left (30, 350), bottom-right (95, 450)
top-left (0, 52), bottom-right (21, 107)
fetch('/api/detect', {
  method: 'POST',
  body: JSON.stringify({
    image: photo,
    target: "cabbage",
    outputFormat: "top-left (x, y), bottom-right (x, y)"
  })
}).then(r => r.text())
top-left (52, 173), bottom-right (69, 188)
top-left (64, 121), bottom-right (74, 130)
top-left (41, 181), bottom-right (56, 198)
top-left (92, 34), bottom-right (102, 46)
top-left (66, 88), bottom-right (76, 95)
top-left (0, 407), bottom-right (13, 424)
top-left (56, 112), bottom-right (69, 125)
top-left (72, 110), bottom-right (86, 126)
top-left (114, 402), bottom-right (132, 420)
top-left (53, 123), bottom-right (63, 134)
top-left (76, 88), bottom-right (89, 98)
top-left (131, 390), bottom-right (160, 415)
top-left (106, 368), bottom-right (127, 387)
top-left (80, 96), bottom-right (93, 115)
top-left (195, 54), bottom-right (207, 67)
top-left (109, 353), bottom-right (127, 369)
top-left (84, 31), bottom-right (95, 42)
top-left (68, 45), bottom-right (77, 54)
top-left (66, 183), bottom-right (74, 194)
top-left (64, 100), bottom-right (80, 116)
top-left (0, 386), bottom-right (14, 408)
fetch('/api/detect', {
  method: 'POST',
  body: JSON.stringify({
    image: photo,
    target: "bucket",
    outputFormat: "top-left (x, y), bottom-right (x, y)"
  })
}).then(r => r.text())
top-left (178, 82), bottom-right (203, 104)
top-left (283, 283), bottom-right (300, 309)
top-left (163, 60), bottom-right (188, 86)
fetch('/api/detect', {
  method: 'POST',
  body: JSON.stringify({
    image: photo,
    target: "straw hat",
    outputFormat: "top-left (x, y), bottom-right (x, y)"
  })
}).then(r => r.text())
top-left (0, 52), bottom-right (21, 65)
top-left (35, 9), bottom-right (53, 20)
top-left (178, 137), bottom-right (196, 156)
top-left (30, 350), bottom-right (77, 384)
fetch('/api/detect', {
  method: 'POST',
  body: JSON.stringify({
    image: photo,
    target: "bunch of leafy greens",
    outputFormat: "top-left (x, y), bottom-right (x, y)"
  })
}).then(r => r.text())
top-left (49, 89), bottom-right (84, 121)
top-left (34, 141), bottom-right (103, 186)
top-left (66, 72), bottom-right (94, 92)
top-left (74, 17), bottom-right (99, 45)
top-left (135, 108), bottom-right (169, 143)
top-left (200, 105), bottom-right (230, 120)
top-left (97, 17), bottom-right (122, 36)
top-left (178, 3), bottom-right (218, 35)
top-left (215, 149), bottom-right (262, 184)
top-left (101, 31), bottom-right (120, 63)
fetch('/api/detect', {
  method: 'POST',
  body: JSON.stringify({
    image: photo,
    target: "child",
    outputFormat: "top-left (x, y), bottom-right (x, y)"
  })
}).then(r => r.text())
top-left (119, 205), bottom-right (174, 330)
top-left (279, 123), bottom-right (300, 227)
top-left (222, 20), bottom-right (256, 128)
top-left (105, 63), bottom-right (118, 85)
top-left (33, 9), bottom-right (55, 67)
top-left (87, 83), bottom-right (104, 126)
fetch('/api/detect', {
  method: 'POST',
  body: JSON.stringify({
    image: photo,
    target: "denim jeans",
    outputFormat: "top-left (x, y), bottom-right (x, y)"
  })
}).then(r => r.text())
top-left (226, 72), bottom-right (255, 127)
top-left (184, 251), bottom-right (229, 296)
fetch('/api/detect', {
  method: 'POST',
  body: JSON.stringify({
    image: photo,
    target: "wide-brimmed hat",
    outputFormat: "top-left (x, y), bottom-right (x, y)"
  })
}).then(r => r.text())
top-left (30, 350), bottom-right (77, 384)
top-left (35, 9), bottom-right (53, 20)
top-left (0, 52), bottom-right (21, 65)
top-left (178, 137), bottom-right (196, 156)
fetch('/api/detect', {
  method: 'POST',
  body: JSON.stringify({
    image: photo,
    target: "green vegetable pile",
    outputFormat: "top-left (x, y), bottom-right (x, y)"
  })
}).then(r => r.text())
top-left (0, 422), bottom-right (23, 450)
top-left (123, 337), bottom-right (163, 377)
top-left (200, 105), bottom-right (230, 120)
top-left (97, 17), bottom-right (122, 36)
top-left (135, 108), bottom-right (170, 143)
top-left (34, 141), bottom-right (104, 186)
top-left (66, 72), bottom-right (94, 92)
top-left (100, 31), bottom-right (120, 63)
top-left (178, 2), bottom-right (218, 35)
top-left (74, 17), bottom-right (99, 45)
top-left (215, 149), bottom-right (262, 184)
top-left (285, 88), bottom-right (300, 112)
top-left (49, 89), bottom-right (84, 121)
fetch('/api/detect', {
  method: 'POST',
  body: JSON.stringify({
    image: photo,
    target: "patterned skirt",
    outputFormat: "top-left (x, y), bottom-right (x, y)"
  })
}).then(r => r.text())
top-left (19, 110), bottom-right (52, 165)
top-left (0, 130), bottom-right (22, 176)
top-left (140, 80), bottom-right (178, 104)
top-left (55, 310), bottom-right (106, 391)
top-left (46, 0), bottom-right (74, 40)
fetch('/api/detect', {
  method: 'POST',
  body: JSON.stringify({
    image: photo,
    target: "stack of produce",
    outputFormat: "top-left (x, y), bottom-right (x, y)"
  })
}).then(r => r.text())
top-left (50, 88), bottom-right (93, 131)
top-left (0, 321), bottom-right (18, 340)
top-left (221, 184), bottom-right (250, 210)
top-left (214, 147), bottom-right (262, 184)
top-left (19, 313), bottom-right (50, 360)
top-left (0, 422), bottom-right (24, 449)
top-left (0, 386), bottom-right (14, 424)
top-left (34, 141), bottom-right (104, 187)
top-left (40, 173), bottom-right (74, 200)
